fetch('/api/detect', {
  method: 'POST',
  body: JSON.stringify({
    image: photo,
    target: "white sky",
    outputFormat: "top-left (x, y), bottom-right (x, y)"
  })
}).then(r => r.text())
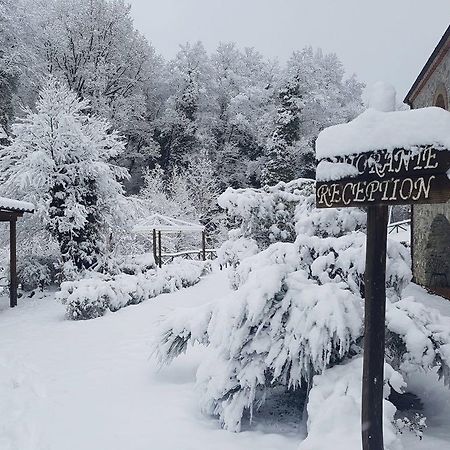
top-left (128, 0), bottom-right (450, 101)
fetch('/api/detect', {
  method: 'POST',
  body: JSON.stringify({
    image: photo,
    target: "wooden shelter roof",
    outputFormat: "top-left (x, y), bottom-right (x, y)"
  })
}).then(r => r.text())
top-left (132, 213), bottom-right (205, 234)
top-left (0, 196), bottom-right (35, 214)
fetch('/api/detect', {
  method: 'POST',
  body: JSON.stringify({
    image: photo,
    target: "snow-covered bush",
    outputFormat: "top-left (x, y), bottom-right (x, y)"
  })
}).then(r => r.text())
top-left (0, 214), bottom-right (62, 291)
top-left (17, 255), bottom-right (60, 291)
top-left (219, 179), bottom-right (314, 245)
top-left (217, 179), bottom-right (316, 269)
top-left (154, 178), bottom-right (450, 437)
top-left (58, 259), bottom-right (209, 320)
top-left (216, 232), bottom-right (259, 272)
top-left (113, 253), bottom-right (156, 276)
top-left (299, 357), bottom-right (405, 450)
top-left (386, 297), bottom-right (450, 386)
top-left (156, 232), bottom-right (410, 431)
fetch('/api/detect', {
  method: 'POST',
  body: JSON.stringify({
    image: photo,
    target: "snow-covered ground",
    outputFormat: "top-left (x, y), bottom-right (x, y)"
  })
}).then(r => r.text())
top-left (0, 269), bottom-right (449, 450)
top-left (388, 224), bottom-right (410, 246)
top-left (0, 271), bottom-right (299, 450)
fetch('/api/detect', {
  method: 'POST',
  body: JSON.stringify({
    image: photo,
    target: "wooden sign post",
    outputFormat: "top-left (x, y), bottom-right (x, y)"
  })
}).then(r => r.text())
top-left (316, 146), bottom-right (450, 450)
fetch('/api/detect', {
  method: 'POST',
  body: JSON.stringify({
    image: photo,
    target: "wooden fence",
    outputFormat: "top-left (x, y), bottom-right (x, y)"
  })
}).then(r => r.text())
top-left (160, 248), bottom-right (217, 265)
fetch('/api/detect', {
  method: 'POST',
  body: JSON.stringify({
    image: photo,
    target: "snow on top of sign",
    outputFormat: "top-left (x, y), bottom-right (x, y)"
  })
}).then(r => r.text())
top-left (368, 81), bottom-right (396, 112)
top-left (316, 107), bottom-right (450, 159)
top-left (316, 161), bottom-right (359, 182)
top-left (0, 196), bottom-right (35, 213)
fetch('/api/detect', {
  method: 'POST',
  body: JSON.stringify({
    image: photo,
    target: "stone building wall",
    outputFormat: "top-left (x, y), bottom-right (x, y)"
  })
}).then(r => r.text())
top-left (410, 48), bottom-right (450, 288)
top-left (412, 50), bottom-right (450, 108)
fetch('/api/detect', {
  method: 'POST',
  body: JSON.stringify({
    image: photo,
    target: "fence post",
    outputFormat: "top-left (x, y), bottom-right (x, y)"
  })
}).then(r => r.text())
top-left (202, 231), bottom-right (206, 261)
top-left (158, 230), bottom-right (162, 268)
top-left (10, 218), bottom-right (17, 308)
top-left (153, 228), bottom-right (157, 266)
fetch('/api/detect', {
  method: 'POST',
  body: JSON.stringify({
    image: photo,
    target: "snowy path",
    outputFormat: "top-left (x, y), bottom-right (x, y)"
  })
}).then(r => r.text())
top-left (0, 271), bottom-right (299, 450)
top-left (1, 272), bottom-right (450, 450)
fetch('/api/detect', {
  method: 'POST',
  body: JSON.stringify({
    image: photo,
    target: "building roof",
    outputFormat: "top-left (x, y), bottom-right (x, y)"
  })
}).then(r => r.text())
top-left (404, 24), bottom-right (450, 106)
top-left (132, 213), bottom-right (205, 234)
top-left (0, 196), bottom-right (35, 214)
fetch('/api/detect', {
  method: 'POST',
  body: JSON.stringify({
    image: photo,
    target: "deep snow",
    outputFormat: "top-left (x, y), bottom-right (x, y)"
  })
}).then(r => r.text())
top-left (0, 270), bottom-right (449, 449)
top-left (0, 271), bottom-right (299, 450)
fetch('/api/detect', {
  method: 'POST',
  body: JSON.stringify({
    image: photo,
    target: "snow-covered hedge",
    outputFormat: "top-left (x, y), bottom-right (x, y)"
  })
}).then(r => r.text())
top-left (58, 260), bottom-right (210, 320)
top-left (154, 178), bottom-right (450, 441)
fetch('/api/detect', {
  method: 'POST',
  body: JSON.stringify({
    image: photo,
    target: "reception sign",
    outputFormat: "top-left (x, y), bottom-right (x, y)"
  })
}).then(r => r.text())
top-left (316, 146), bottom-right (450, 208)
top-left (316, 142), bottom-right (450, 450)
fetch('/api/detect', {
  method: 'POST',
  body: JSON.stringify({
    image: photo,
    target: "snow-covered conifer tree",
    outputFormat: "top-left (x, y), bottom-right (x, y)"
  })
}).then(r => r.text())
top-left (261, 81), bottom-right (301, 185)
top-left (262, 48), bottom-right (364, 185)
top-left (157, 42), bottom-right (210, 172)
top-left (0, 76), bottom-right (128, 275)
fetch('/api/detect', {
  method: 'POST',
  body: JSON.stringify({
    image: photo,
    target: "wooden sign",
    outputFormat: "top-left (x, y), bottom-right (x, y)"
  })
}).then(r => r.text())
top-left (315, 144), bottom-right (450, 450)
top-left (316, 146), bottom-right (450, 208)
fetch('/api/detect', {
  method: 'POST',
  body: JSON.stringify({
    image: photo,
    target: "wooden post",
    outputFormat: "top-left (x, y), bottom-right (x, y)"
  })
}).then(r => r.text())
top-left (10, 218), bottom-right (17, 308)
top-left (152, 228), bottom-right (157, 267)
top-left (202, 230), bottom-right (206, 261)
top-left (158, 230), bottom-right (162, 268)
top-left (362, 204), bottom-right (389, 450)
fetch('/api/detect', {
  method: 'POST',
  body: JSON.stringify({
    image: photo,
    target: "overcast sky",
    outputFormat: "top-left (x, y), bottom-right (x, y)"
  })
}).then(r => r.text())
top-left (129, 0), bottom-right (450, 101)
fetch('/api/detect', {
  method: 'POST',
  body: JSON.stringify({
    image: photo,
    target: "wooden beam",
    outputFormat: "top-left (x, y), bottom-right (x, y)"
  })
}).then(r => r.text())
top-left (0, 211), bottom-right (23, 222)
top-left (158, 231), bottom-right (162, 268)
top-left (362, 205), bottom-right (389, 450)
top-left (202, 231), bottom-right (206, 261)
top-left (10, 218), bottom-right (17, 308)
top-left (152, 228), bottom-right (157, 267)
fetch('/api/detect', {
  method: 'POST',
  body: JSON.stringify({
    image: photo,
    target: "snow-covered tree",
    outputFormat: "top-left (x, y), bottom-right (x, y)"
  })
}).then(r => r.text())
top-left (22, 0), bottom-right (164, 191)
top-left (261, 81), bottom-right (301, 185)
top-left (0, 0), bottom-right (38, 134)
top-left (154, 178), bottom-right (450, 435)
top-left (156, 42), bottom-right (211, 172)
top-left (139, 165), bottom-right (196, 222)
top-left (183, 151), bottom-right (223, 237)
top-left (262, 48), bottom-right (364, 185)
top-left (209, 44), bottom-right (277, 189)
top-left (136, 152), bottom-right (223, 250)
top-left (0, 0), bottom-right (17, 134)
top-left (0, 76), bottom-right (128, 275)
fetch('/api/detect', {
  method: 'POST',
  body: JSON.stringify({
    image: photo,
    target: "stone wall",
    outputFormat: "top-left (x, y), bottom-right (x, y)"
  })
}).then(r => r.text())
top-left (411, 48), bottom-right (450, 288)
top-left (412, 204), bottom-right (450, 286)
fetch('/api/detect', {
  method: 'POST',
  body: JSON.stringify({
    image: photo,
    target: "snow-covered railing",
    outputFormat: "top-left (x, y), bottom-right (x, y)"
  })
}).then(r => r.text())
top-left (132, 213), bottom-right (205, 234)
top-left (387, 219), bottom-right (410, 234)
top-left (160, 249), bottom-right (217, 264)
